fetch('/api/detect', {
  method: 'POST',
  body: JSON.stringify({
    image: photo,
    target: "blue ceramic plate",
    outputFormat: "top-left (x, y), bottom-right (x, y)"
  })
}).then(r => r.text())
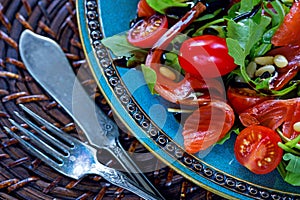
top-left (77, 1), bottom-right (300, 199)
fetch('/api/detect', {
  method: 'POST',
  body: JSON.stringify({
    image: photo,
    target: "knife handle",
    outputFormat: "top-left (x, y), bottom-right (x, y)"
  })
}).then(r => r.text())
top-left (107, 140), bottom-right (165, 200)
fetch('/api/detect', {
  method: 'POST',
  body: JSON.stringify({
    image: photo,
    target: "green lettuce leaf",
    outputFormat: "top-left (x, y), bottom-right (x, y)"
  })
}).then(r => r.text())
top-left (280, 153), bottom-right (300, 186)
top-left (141, 64), bottom-right (157, 95)
top-left (283, 153), bottom-right (300, 174)
top-left (101, 34), bottom-right (147, 57)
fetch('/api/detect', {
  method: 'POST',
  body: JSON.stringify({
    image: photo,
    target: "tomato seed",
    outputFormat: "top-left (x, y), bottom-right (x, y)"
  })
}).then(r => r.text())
top-left (264, 157), bottom-right (272, 162)
top-left (257, 160), bottom-right (262, 167)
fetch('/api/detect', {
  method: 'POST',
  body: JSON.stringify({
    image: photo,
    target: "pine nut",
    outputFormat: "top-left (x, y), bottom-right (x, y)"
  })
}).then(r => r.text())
top-left (159, 66), bottom-right (177, 81)
top-left (293, 122), bottom-right (300, 132)
top-left (246, 61), bottom-right (257, 78)
top-left (274, 55), bottom-right (288, 68)
top-left (254, 56), bottom-right (274, 65)
top-left (255, 65), bottom-right (275, 77)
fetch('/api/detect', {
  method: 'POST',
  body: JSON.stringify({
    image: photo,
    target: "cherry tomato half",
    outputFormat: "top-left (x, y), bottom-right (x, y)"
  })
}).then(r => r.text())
top-left (179, 35), bottom-right (237, 78)
top-left (271, 1), bottom-right (300, 47)
top-left (137, 0), bottom-right (155, 18)
top-left (127, 14), bottom-right (168, 48)
top-left (227, 87), bottom-right (273, 114)
top-left (234, 125), bottom-right (283, 174)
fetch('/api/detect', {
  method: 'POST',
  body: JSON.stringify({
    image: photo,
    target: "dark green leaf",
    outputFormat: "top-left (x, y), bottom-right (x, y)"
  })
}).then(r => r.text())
top-left (146, 0), bottom-right (188, 14)
top-left (127, 51), bottom-right (147, 68)
top-left (194, 8), bottom-right (222, 22)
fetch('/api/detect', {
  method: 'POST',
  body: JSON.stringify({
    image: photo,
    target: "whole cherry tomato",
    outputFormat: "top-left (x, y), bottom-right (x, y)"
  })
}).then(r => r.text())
top-left (137, 0), bottom-right (156, 18)
top-left (227, 86), bottom-right (273, 114)
top-left (127, 14), bottom-right (168, 48)
top-left (234, 125), bottom-right (283, 174)
top-left (179, 35), bottom-right (237, 78)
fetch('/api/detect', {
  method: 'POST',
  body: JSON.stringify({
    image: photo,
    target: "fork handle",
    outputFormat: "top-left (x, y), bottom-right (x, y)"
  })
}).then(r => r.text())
top-left (92, 161), bottom-right (162, 200)
top-left (107, 140), bottom-right (165, 200)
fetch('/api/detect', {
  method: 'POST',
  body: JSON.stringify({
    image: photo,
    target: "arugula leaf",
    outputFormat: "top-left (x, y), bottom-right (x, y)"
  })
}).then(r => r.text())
top-left (263, 0), bottom-right (287, 27)
top-left (146, 0), bottom-right (188, 14)
top-left (251, 43), bottom-right (272, 58)
top-left (254, 77), bottom-right (272, 90)
top-left (226, 38), bottom-right (246, 67)
top-left (239, 0), bottom-right (261, 13)
top-left (141, 64), bottom-right (158, 95)
top-left (283, 153), bottom-right (300, 174)
top-left (284, 172), bottom-right (300, 186)
top-left (101, 34), bottom-right (147, 57)
top-left (227, 16), bottom-right (271, 57)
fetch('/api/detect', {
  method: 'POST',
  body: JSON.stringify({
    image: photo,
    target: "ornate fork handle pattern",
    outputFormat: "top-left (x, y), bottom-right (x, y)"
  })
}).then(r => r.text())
top-left (4, 105), bottom-right (162, 200)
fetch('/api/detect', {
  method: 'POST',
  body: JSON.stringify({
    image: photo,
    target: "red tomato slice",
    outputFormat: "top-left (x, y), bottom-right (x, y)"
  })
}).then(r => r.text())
top-left (227, 87), bottom-right (274, 114)
top-left (179, 35), bottom-right (237, 78)
top-left (271, 1), bottom-right (300, 47)
top-left (239, 98), bottom-right (300, 140)
top-left (182, 101), bottom-right (235, 153)
top-left (127, 14), bottom-right (168, 48)
top-left (234, 125), bottom-right (283, 174)
top-left (137, 0), bottom-right (156, 18)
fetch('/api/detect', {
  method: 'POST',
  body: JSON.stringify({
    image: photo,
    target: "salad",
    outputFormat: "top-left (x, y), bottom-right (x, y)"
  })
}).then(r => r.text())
top-left (102, 0), bottom-right (300, 186)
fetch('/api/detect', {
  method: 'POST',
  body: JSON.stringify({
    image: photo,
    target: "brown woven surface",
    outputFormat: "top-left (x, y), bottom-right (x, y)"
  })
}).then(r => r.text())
top-left (0, 0), bottom-right (227, 199)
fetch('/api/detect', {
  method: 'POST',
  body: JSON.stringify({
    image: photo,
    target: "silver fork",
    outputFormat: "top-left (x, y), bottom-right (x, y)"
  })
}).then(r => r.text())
top-left (4, 105), bottom-right (162, 200)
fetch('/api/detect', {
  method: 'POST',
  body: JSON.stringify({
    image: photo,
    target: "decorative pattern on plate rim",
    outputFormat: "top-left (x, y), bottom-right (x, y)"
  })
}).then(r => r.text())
top-left (83, 1), bottom-right (298, 199)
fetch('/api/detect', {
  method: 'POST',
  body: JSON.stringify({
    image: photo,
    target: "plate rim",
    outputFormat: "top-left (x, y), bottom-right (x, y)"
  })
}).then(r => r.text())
top-left (76, 0), bottom-right (300, 199)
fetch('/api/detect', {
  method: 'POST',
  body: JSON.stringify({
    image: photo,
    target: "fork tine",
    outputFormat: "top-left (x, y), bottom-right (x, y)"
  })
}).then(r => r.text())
top-left (19, 104), bottom-right (75, 144)
top-left (8, 118), bottom-right (65, 159)
top-left (13, 111), bottom-right (70, 156)
top-left (4, 125), bottom-right (61, 167)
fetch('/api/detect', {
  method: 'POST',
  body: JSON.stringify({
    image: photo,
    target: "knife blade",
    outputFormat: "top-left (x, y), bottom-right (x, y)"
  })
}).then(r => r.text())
top-left (19, 29), bottom-right (164, 199)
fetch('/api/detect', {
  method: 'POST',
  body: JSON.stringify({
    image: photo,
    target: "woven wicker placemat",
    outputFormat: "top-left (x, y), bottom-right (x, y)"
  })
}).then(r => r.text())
top-left (0, 0), bottom-right (226, 199)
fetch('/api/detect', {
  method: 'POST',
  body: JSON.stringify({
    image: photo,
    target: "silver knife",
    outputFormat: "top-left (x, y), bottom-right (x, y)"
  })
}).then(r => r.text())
top-left (19, 29), bottom-right (164, 200)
